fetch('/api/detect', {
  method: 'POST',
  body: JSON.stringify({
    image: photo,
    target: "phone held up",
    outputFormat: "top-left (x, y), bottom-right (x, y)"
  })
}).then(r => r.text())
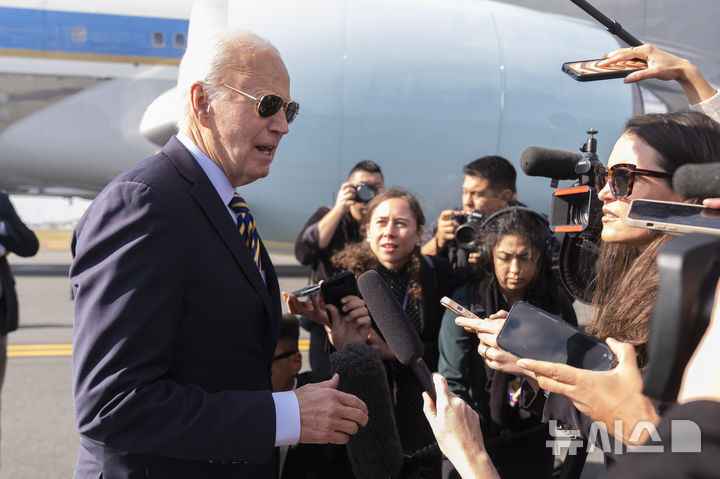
top-left (497, 301), bottom-right (616, 371)
top-left (290, 270), bottom-right (360, 311)
top-left (562, 58), bottom-right (647, 82)
top-left (440, 296), bottom-right (480, 320)
top-left (626, 199), bottom-right (720, 236)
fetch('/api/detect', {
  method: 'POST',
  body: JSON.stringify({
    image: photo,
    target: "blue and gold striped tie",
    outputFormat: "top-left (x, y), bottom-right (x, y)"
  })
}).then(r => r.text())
top-left (229, 193), bottom-right (262, 272)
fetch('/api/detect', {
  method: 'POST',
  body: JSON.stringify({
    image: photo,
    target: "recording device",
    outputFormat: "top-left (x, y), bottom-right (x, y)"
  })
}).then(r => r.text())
top-left (673, 163), bottom-right (720, 199)
top-left (290, 270), bottom-right (359, 310)
top-left (453, 210), bottom-right (486, 251)
top-left (643, 234), bottom-right (720, 402)
top-left (330, 343), bottom-right (403, 479)
top-left (440, 296), bottom-right (481, 320)
top-left (521, 129), bottom-right (604, 303)
top-left (626, 199), bottom-right (720, 237)
top-left (357, 270), bottom-right (436, 401)
top-left (353, 182), bottom-right (378, 203)
top-left (562, 58), bottom-right (647, 82)
top-left (496, 301), bottom-right (616, 371)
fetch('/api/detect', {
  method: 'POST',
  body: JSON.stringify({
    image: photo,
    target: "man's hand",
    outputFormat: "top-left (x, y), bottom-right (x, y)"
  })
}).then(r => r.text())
top-left (333, 181), bottom-right (358, 214)
top-left (295, 373), bottom-right (369, 444)
top-left (325, 295), bottom-right (371, 350)
top-left (435, 210), bottom-right (461, 250)
top-left (517, 339), bottom-right (659, 445)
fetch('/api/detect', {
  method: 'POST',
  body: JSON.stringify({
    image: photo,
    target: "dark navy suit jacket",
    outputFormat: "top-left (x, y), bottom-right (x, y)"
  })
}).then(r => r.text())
top-left (70, 137), bottom-right (282, 478)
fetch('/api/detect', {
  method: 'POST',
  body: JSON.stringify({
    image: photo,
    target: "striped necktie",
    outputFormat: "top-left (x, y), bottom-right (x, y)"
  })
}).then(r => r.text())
top-left (229, 193), bottom-right (261, 272)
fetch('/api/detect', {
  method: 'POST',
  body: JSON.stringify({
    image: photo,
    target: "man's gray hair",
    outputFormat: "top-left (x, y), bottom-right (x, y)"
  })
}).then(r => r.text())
top-left (176, 29), bottom-right (280, 131)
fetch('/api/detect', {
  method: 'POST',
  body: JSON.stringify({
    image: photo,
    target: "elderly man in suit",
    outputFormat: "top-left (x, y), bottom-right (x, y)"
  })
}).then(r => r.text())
top-left (0, 190), bottom-right (38, 450)
top-left (70, 30), bottom-right (368, 479)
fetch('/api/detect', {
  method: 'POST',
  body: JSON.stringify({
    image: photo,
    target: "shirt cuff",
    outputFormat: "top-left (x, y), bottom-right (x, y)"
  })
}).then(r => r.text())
top-left (273, 391), bottom-right (301, 447)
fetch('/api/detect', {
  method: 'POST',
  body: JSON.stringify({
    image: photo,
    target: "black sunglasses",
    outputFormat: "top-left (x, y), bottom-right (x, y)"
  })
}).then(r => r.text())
top-left (594, 163), bottom-right (672, 199)
top-left (220, 82), bottom-right (299, 124)
top-left (273, 350), bottom-right (298, 361)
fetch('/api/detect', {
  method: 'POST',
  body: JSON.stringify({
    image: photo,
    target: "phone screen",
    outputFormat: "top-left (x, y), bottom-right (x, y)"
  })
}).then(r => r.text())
top-left (627, 199), bottom-right (720, 234)
top-left (562, 58), bottom-right (647, 82)
top-left (497, 302), bottom-right (615, 371)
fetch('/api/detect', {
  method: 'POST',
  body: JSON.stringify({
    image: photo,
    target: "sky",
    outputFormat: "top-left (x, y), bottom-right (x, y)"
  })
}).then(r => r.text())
top-left (10, 195), bottom-right (92, 226)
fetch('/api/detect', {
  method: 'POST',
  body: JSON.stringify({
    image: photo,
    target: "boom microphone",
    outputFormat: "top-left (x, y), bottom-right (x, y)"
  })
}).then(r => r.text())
top-left (356, 270), bottom-right (436, 401)
top-left (673, 163), bottom-right (720, 199)
top-left (330, 343), bottom-right (403, 479)
top-left (520, 146), bottom-right (583, 179)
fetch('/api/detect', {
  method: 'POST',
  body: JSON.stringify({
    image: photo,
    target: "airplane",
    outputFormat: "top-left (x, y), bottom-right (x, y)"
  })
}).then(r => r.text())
top-left (1, 0), bottom-right (647, 250)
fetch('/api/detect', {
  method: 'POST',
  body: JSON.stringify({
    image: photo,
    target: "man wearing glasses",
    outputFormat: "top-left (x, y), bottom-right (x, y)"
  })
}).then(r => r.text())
top-left (421, 155), bottom-right (518, 268)
top-left (71, 30), bottom-right (367, 479)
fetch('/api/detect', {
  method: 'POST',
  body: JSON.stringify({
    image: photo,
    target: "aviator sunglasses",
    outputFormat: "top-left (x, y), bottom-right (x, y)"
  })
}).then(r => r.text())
top-left (220, 82), bottom-right (299, 124)
top-left (594, 163), bottom-right (672, 199)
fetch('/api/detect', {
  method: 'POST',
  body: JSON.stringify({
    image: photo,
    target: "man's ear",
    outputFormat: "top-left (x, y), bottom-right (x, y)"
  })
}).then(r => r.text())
top-left (290, 351), bottom-right (302, 376)
top-left (498, 188), bottom-right (514, 203)
top-left (190, 82), bottom-right (211, 126)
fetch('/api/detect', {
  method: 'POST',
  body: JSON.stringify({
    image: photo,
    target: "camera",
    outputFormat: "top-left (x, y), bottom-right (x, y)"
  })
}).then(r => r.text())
top-left (454, 210), bottom-right (486, 251)
top-left (643, 233), bottom-right (720, 402)
top-left (353, 182), bottom-right (378, 203)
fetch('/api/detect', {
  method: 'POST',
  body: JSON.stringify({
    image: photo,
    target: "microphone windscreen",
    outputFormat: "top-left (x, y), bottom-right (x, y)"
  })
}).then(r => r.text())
top-left (357, 270), bottom-right (423, 365)
top-left (520, 146), bottom-right (582, 180)
top-left (673, 163), bottom-right (720, 198)
top-left (330, 343), bottom-right (403, 479)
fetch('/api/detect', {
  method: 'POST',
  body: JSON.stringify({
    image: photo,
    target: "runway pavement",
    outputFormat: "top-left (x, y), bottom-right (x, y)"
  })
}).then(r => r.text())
top-left (0, 248), bottom-right (602, 478)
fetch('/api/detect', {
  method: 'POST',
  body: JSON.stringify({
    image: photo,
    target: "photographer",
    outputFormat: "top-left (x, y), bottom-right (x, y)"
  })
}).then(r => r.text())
top-left (457, 110), bottom-right (720, 465)
top-left (438, 207), bottom-right (576, 479)
top-left (294, 160), bottom-right (384, 373)
top-left (420, 156), bottom-right (518, 268)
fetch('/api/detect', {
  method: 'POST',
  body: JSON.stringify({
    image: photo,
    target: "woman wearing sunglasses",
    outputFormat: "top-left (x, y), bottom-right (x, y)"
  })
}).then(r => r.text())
top-left (449, 109), bottom-right (720, 469)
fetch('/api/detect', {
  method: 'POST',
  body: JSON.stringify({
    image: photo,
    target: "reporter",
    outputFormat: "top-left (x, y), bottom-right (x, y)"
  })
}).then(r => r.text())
top-left (461, 110), bottom-right (720, 458)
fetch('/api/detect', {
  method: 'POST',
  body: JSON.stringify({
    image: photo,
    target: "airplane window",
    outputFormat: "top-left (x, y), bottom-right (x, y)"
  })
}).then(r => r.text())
top-left (152, 31), bottom-right (165, 48)
top-left (72, 26), bottom-right (87, 43)
top-left (174, 33), bottom-right (186, 49)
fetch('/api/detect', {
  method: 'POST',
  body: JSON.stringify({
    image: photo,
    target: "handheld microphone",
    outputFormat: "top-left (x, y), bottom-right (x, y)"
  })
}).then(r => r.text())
top-left (673, 163), bottom-right (720, 198)
top-left (520, 146), bottom-right (582, 179)
top-left (357, 270), bottom-right (436, 402)
top-left (330, 343), bottom-right (403, 479)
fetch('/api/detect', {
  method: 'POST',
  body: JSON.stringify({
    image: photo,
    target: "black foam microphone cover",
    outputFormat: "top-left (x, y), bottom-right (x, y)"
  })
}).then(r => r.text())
top-left (520, 146), bottom-right (582, 179)
top-left (673, 163), bottom-right (720, 198)
top-left (330, 343), bottom-right (403, 479)
top-left (357, 270), bottom-right (436, 401)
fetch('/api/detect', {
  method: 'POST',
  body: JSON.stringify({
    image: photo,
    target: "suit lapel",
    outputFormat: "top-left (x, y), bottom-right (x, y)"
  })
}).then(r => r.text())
top-left (162, 137), bottom-right (276, 321)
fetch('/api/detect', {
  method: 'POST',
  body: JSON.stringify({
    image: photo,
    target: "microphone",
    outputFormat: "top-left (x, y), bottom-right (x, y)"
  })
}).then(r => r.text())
top-left (330, 343), bottom-right (403, 479)
top-left (357, 270), bottom-right (436, 402)
top-left (673, 163), bottom-right (720, 198)
top-left (520, 146), bottom-right (582, 179)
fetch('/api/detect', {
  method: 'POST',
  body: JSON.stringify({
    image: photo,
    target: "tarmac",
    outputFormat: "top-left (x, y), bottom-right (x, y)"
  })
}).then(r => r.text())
top-left (0, 241), bottom-right (601, 478)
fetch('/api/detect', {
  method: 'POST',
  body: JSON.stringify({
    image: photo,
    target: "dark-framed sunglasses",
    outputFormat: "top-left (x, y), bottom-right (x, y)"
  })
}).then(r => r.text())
top-left (220, 82), bottom-right (299, 124)
top-left (273, 350), bottom-right (298, 361)
top-left (594, 163), bottom-right (672, 199)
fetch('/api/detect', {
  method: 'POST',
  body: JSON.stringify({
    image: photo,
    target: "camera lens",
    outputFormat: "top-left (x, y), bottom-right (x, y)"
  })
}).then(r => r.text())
top-left (570, 202), bottom-right (590, 225)
top-left (355, 183), bottom-right (377, 203)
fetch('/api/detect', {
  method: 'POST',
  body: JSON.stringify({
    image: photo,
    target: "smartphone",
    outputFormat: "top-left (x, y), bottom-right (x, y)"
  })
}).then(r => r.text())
top-left (497, 301), bottom-right (615, 371)
top-left (290, 283), bottom-right (321, 297)
top-left (440, 296), bottom-right (481, 319)
top-left (320, 270), bottom-right (360, 310)
top-left (562, 58), bottom-right (647, 82)
top-left (626, 199), bottom-right (720, 236)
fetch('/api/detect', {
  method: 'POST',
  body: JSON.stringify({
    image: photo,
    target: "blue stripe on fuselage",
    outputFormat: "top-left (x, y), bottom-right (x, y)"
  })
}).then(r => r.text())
top-left (0, 6), bottom-right (188, 59)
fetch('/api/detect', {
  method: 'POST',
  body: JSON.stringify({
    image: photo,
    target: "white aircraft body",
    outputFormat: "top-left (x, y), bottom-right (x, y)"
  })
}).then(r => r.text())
top-left (0, 0), bottom-right (639, 249)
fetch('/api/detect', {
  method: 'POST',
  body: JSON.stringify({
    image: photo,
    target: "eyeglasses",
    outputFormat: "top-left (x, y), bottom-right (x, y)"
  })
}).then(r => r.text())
top-left (220, 82), bottom-right (299, 124)
top-left (594, 163), bottom-right (672, 199)
top-left (273, 350), bottom-right (298, 361)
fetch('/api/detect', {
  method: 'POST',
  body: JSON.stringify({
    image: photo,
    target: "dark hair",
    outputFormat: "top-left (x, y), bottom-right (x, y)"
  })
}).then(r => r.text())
top-left (278, 313), bottom-right (300, 349)
top-left (331, 188), bottom-right (425, 300)
top-left (462, 155), bottom-right (517, 194)
top-left (587, 110), bottom-right (720, 366)
top-left (349, 160), bottom-right (383, 179)
top-left (476, 208), bottom-right (550, 294)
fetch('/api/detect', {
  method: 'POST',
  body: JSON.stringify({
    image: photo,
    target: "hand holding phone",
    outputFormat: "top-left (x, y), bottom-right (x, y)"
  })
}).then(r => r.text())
top-left (497, 301), bottom-right (615, 371)
top-left (440, 296), bottom-right (481, 319)
top-left (562, 58), bottom-right (647, 82)
top-left (320, 270), bottom-right (360, 310)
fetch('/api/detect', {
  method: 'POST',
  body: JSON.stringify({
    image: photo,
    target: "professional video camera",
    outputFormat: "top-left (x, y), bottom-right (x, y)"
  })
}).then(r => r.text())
top-left (453, 210), bottom-right (486, 251)
top-left (520, 129), bottom-right (605, 303)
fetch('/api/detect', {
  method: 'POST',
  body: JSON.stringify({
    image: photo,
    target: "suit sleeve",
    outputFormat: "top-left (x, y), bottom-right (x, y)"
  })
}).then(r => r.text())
top-left (71, 181), bottom-right (276, 463)
top-left (0, 191), bottom-right (39, 257)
